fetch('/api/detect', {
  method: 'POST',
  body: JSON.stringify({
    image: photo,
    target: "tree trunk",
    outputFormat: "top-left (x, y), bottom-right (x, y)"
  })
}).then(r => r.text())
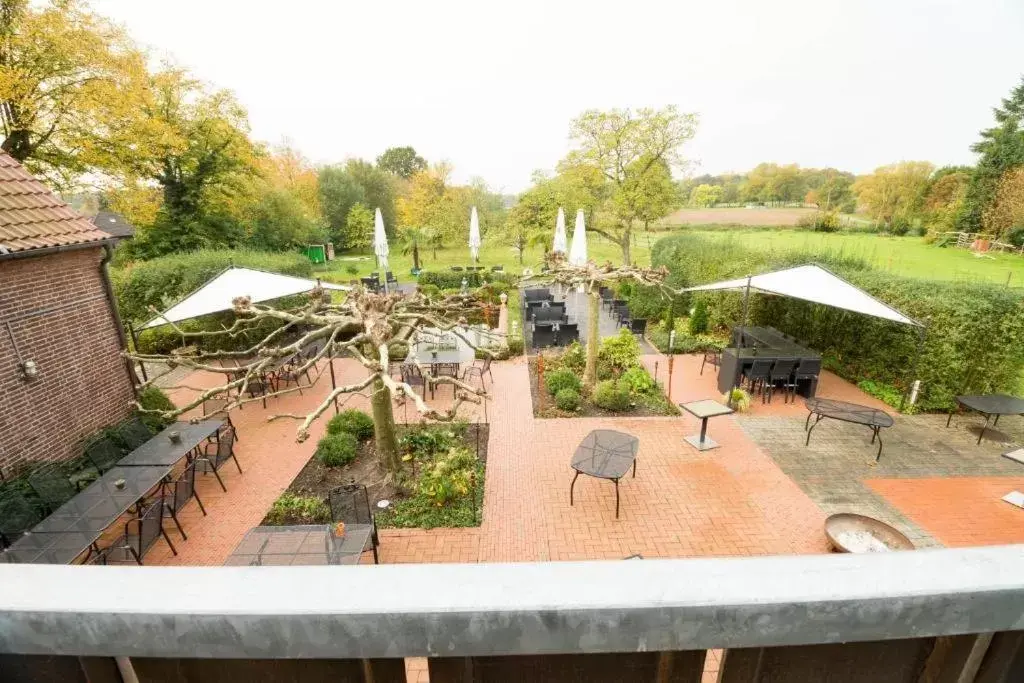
top-left (371, 376), bottom-right (401, 475)
top-left (620, 231), bottom-right (632, 266)
top-left (584, 289), bottom-right (600, 389)
top-left (412, 244), bottom-right (420, 271)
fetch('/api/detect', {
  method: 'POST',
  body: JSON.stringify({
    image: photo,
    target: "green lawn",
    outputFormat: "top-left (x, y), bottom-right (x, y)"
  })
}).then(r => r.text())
top-left (315, 233), bottom-right (651, 284)
top-left (689, 229), bottom-right (1024, 287)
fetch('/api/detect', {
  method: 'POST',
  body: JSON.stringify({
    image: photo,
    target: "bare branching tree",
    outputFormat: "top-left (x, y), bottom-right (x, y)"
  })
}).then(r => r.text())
top-left (127, 286), bottom-right (503, 474)
top-left (522, 253), bottom-right (669, 387)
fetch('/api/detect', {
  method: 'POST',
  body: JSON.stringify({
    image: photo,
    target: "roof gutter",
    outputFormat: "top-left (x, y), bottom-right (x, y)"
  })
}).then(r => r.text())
top-left (0, 238), bottom-right (117, 261)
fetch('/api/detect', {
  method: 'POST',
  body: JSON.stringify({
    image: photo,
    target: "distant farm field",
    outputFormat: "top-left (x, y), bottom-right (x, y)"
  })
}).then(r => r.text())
top-left (663, 207), bottom-right (816, 226)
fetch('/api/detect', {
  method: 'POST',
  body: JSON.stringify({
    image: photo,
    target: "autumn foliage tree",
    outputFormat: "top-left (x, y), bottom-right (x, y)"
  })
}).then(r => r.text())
top-left (983, 167), bottom-right (1024, 242)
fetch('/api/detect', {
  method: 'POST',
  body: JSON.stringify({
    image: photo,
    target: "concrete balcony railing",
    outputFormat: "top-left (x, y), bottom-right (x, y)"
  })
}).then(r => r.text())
top-left (1, 545), bottom-right (1024, 681)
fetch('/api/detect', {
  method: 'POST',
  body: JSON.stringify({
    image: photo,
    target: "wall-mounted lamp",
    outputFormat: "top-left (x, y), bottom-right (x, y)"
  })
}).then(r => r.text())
top-left (19, 359), bottom-right (39, 381)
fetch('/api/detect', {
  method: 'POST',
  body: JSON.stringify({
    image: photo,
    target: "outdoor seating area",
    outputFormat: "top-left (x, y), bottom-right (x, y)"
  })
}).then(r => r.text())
top-left (719, 325), bottom-right (822, 403)
top-left (523, 287), bottom-right (580, 348)
top-left (1, 419), bottom-right (235, 565)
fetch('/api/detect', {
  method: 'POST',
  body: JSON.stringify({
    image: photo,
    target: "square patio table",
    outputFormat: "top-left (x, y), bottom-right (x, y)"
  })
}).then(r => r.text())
top-left (570, 430), bottom-right (640, 518)
top-left (679, 400), bottom-right (734, 451)
top-left (947, 394), bottom-right (1024, 445)
top-left (118, 420), bottom-right (223, 467)
top-left (223, 524), bottom-right (374, 566)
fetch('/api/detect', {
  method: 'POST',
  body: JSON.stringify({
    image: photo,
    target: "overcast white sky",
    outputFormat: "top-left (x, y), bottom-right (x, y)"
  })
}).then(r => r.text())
top-left (92, 0), bottom-right (1023, 192)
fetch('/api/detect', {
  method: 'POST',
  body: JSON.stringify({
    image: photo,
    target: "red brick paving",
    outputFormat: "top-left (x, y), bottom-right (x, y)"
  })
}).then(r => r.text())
top-left (868, 476), bottom-right (1024, 547)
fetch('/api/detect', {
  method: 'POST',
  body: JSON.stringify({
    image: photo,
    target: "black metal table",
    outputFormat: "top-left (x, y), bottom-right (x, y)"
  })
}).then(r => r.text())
top-left (570, 430), bottom-right (639, 518)
top-left (119, 420), bottom-right (223, 466)
top-left (679, 400), bottom-right (734, 451)
top-left (805, 397), bottom-right (894, 461)
top-left (948, 394), bottom-right (1024, 444)
top-left (223, 524), bottom-right (374, 566)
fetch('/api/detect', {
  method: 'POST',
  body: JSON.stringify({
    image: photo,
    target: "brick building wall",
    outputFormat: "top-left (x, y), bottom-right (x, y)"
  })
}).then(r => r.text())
top-left (0, 247), bottom-right (134, 473)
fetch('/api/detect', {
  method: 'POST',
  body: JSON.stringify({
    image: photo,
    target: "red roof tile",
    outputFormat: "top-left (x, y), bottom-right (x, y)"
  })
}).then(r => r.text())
top-left (0, 152), bottom-right (112, 255)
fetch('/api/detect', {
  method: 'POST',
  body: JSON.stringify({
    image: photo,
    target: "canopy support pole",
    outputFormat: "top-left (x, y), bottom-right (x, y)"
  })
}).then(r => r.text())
top-left (329, 346), bottom-right (339, 416)
top-left (126, 322), bottom-right (148, 383)
top-left (899, 323), bottom-right (928, 412)
top-left (729, 276), bottom-right (753, 409)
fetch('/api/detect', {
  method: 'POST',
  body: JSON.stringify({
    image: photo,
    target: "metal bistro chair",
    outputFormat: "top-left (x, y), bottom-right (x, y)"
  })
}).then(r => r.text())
top-left (0, 489), bottom-right (41, 548)
top-left (463, 356), bottom-right (494, 389)
top-left (556, 323), bottom-right (579, 347)
top-left (202, 396), bottom-right (237, 438)
top-left (609, 298), bottom-right (627, 313)
top-left (276, 351), bottom-right (314, 396)
top-left (629, 319), bottom-right (647, 337)
top-left (614, 306), bottom-right (631, 327)
top-left (328, 483), bottom-right (381, 564)
top-left (386, 271), bottom-right (398, 285)
top-left (792, 358), bottom-right (822, 399)
top-left (450, 265), bottom-right (464, 272)
top-left (491, 265), bottom-right (504, 272)
top-left (196, 426), bottom-right (242, 493)
top-left (244, 372), bottom-right (276, 409)
top-left (742, 359), bottom-right (774, 398)
top-left (599, 287), bottom-right (613, 307)
top-left (433, 362), bottom-right (460, 399)
top-left (116, 416), bottom-right (153, 451)
top-left (159, 462), bottom-right (206, 540)
top-left (765, 358), bottom-right (798, 404)
top-left (83, 436), bottom-right (125, 475)
top-left (89, 496), bottom-right (177, 565)
top-left (28, 463), bottom-right (80, 512)
top-left (700, 350), bottom-right (721, 375)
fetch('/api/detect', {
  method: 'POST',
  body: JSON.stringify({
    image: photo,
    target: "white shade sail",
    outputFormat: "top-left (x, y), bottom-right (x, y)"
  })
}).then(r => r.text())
top-left (685, 264), bottom-right (920, 326)
top-left (553, 207), bottom-right (568, 254)
top-left (373, 207), bottom-right (389, 271)
top-left (141, 267), bottom-right (350, 330)
top-left (468, 206), bottom-right (481, 262)
top-left (568, 209), bottom-right (588, 266)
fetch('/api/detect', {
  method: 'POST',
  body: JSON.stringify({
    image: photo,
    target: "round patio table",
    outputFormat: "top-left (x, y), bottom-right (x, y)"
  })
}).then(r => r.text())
top-left (947, 394), bottom-right (1024, 444)
top-left (570, 430), bottom-right (639, 518)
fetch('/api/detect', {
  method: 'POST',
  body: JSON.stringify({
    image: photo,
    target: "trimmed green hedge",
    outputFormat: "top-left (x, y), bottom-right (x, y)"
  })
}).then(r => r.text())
top-left (417, 270), bottom-right (513, 290)
top-left (651, 233), bottom-right (1024, 411)
top-left (111, 249), bottom-right (314, 324)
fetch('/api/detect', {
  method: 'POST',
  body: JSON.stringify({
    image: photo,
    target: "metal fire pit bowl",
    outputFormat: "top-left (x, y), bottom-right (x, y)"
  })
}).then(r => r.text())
top-left (825, 513), bottom-right (914, 553)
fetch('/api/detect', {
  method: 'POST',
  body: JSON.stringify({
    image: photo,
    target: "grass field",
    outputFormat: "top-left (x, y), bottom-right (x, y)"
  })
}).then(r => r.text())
top-left (690, 229), bottom-right (1024, 287)
top-left (663, 206), bottom-right (816, 226)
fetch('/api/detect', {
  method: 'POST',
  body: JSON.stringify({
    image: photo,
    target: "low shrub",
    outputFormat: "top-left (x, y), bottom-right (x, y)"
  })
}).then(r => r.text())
top-left (400, 425), bottom-right (460, 460)
top-left (560, 341), bottom-right (586, 373)
top-left (688, 299), bottom-right (709, 335)
top-left (417, 283), bottom-right (441, 299)
top-left (798, 211), bottom-right (840, 232)
top-left (419, 447), bottom-right (477, 506)
top-left (554, 388), bottom-right (581, 411)
top-left (620, 366), bottom-right (656, 394)
top-left (417, 270), bottom-right (512, 290)
top-left (327, 409), bottom-right (375, 441)
top-left (506, 337), bottom-right (525, 357)
top-left (545, 368), bottom-right (582, 396)
top-left (136, 386), bottom-right (175, 431)
top-left (265, 492), bottom-right (331, 525)
top-left (315, 432), bottom-right (359, 467)
top-left (597, 328), bottom-right (641, 377)
top-left (592, 379), bottom-right (631, 411)
top-left (857, 379), bottom-right (916, 413)
top-left (722, 388), bottom-right (752, 412)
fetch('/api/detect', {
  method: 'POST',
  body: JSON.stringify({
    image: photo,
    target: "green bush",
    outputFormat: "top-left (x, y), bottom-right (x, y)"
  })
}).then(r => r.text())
top-left (327, 409), bottom-right (375, 441)
top-left (265, 492), bottom-right (331, 525)
top-left (417, 270), bottom-right (512, 290)
top-left (560, 341), bottom-right (586, 373)
top-left (688, 299), bottom-right (709, 335)
top-left (400, 425), bottom-right (460, 459)
top-left (554, 388), bottom-right (581, 411)
top-left (857, 379), bottom-right (916, 413)
top-left (110, 248), bottom-right (313, 324)
top-left (136, 386), bottom-right (175, 431)
top-left (592, 379), bottom-right (631, 411)
top-left (315, 432), bottom-right (359, 467)
top-left (722, 388), bottom-right (752, 412)
top-left (597, 328), bottom-right (641, 377)
top-left (652, 232), bottom-right (1024, 411)
top-left (620, 366), bottom-right (656, 394)
top-left (506, 337), bottom-right (525, 357)
top-left (545, 368), bottom-right (582, 396)
top-left (419, 447), bottom-right (477, 506)
top-left (417, 283), bottom-right (441, 299)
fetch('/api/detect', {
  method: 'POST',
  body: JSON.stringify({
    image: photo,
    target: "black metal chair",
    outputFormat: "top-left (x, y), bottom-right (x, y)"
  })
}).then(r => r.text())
top-left (523, 288), bottom-right (551, 302)
top-left (83, 436), bottom-right (124, 475)
top-left (700, 351), bottom-right (721, 375)
top-left (629, 319), bottom-right (647, 336)
top-left (742, 359), bottom-right (774, 397)
top-left (599, 287), bottom-right (613, 306)
top-left (450, 266), bottom-right (464, 272)
top-left (433, 362), bottom-right (460, 398)
top-left (91, 496), bottom-right (177, 565)
top-left (202, 396), bottom-right (236, 437)
top-left (327, 483), bottom-right (380, 564)
top-left (0, 489), bottom-right (41, 548)
top-left (792, 358), bottom-right (822, 398)
top-left (765, 358), bottom-right (798, 404)
top-left (244, 372), bottom-right (275, 409)
top-left (491, 265), bottom-right (503, 272)
top-left (276, 351), bottom-right (314, 396)
top-left (463, 356), bottom-right (494, 388)
top-left (116, 416), bottom-right (153, 451)
top-left (159, 462), bottom-right (206, 540)
top-left (196, 426), bottom-right (241, 493)
top-left (386, 271), bottom-right (398, 285)
top-left (28, 463), bottom-right (80, 511)
top-left (609, 298), bottom-right (627, 313)
top-left (532, 325), bottom-right (556, 348)
top-left (556, 323), bottom-right (579, 346)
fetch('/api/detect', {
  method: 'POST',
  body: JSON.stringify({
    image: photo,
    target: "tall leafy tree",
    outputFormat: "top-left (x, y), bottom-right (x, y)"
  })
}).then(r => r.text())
top-left (245, 189), bottom-right (326, 251)
top-left (983, 168), bottom-right (1024, 241)
top-left (614, 156), bottom-right (680, 230)
top-left (564, 106), bottom-right (697, 264)
top-left (689, 184), bottom-right (723, 207)
top-left (852, 161), bottom-right (934, 226)
top-left (344, 159), bottom-right (397, 234)
top-left (959, 77), bottom-right (1024, 231)
top-left (318, 164), bottom-right (366, 249)
top-left (0, 0), bottom-right (153, 186)
top-left (376, 145), bottom-right (426, 178)
top-left (344, 202), bottom-right (374, 251)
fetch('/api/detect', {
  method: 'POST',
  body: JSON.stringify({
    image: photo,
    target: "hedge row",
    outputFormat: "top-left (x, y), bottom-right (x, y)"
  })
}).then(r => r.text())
top-left (417, 270), bottom-right (514, 290)
top-left (649, 233), bottom-right (1024, 411)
